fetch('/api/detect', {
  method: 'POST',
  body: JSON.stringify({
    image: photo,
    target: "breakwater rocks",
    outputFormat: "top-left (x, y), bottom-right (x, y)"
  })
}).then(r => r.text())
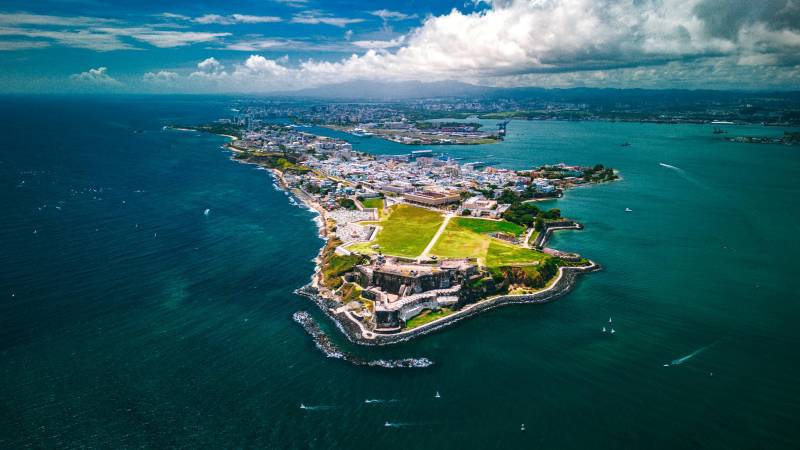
top-left (292, 311), bottom-right (434, 368)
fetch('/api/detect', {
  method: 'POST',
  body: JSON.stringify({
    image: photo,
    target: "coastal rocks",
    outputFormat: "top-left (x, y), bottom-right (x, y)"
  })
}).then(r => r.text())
top-left (292, 311), bottom-right (433, 368)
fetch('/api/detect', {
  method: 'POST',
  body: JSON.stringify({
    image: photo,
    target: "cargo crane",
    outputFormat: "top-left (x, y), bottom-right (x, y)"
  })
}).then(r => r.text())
top-left (497, 120), bottom-right (509, 137)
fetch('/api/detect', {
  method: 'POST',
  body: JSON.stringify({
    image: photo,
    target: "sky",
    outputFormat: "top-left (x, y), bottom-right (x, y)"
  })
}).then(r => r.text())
top-left (0, 0), bottom-right (798, 93)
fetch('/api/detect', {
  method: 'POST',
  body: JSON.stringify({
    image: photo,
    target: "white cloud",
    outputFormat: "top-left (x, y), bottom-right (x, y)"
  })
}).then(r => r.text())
top-left (143, 70), bottom-right (179, 82)
top-left (196, 57), bottom-right (224, 73)
top-left (351, 37), bottom-right (405, 49)
top-left (159, 12), bottom-right (191, 21)
top-left (193, 14), bottom-right (281, 25)
top-left (70, 67), bottom-right (121, 86)
top-left (0, 12), bottom-right (232, 51)
top-left (271, 0), bottom-right (310, 8)
top-left (151, 0), bottom-right (800, 92)
top-left (0, 26), bottom-right (137, 51)
top-left (0, 40), bottom-right (50, 50)
top-left (0, 12), bottom-right (119, 27)
top-left (290, 11), bottom-right (364, 27)
top-left (222, 38), bottom-right (292, 51)
top-left (369, 10), bottom-right (418, 21)
top-left (121, 29), bottom-right (231, 48)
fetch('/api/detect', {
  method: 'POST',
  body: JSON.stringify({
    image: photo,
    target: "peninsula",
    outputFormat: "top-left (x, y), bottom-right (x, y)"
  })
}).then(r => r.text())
top-left (181, 118), bottom-right (616, 345)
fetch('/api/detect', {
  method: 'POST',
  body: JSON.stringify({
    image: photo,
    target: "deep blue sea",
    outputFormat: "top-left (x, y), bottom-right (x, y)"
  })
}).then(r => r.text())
top-left (1, 96), bottom-right (799, 448)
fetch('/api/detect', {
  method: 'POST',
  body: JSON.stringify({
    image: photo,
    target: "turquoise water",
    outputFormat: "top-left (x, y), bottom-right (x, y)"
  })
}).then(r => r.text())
top-left (1, 97), bottom-right (799, 448)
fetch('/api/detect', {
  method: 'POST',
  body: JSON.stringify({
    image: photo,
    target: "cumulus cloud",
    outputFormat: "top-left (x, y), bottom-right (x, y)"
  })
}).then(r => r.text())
top-left (196, 57), bottom-right (225, 74)
top-left (70, 67), bottom-right (121, 86)
top-left (143, 70), bottom-right (179, 83)
top-left (50, 0), bottom-right (800, 91)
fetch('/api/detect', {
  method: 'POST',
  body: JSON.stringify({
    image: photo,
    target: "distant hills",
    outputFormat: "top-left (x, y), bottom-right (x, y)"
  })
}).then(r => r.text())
top-left (285, 80), bottom-right (493, 100)
top-left (280, 79), bottom-right (800, 105)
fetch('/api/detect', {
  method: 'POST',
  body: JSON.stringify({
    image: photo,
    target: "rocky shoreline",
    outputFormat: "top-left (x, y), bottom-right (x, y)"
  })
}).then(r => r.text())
top-left (292, 311), bottom-right (434, 368)
top-left (296, 262), bottom-right (600, 346)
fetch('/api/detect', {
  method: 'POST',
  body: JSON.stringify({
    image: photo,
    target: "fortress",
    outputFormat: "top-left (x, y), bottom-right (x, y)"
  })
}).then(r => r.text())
top-left (355, 256), bottom-right (479, 331)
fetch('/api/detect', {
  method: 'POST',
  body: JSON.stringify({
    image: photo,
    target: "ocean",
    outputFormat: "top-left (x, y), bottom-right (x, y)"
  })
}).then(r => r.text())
top-left (1, 96), bottom-right (799, 448)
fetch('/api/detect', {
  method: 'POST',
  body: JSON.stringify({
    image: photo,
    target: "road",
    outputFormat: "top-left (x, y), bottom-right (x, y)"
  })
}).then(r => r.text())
top-left (418, 213), bottom-right (453, 259)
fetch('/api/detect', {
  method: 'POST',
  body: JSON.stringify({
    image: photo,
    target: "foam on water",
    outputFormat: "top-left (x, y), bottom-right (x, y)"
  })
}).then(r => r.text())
top-left (667, 341), bottom-right (719, 366)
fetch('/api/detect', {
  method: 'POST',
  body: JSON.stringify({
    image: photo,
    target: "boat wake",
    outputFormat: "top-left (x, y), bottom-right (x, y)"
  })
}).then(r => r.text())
top-left (659, 162), bottom-right (709, 190)
top-left (292, 311), bottom-right (434, 369)
top-left (384, 421), bottom-right (412, 428)
top-left (364, 398), bottom-right (399, 404)
top-left (665, 341), bottom-right (719, 366)
top-left (299, 404), bottom-right (335, 411)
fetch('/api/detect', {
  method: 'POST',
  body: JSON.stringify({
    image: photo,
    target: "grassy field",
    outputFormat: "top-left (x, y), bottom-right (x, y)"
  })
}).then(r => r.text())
top-left (405, 308), bottom-right (453, 329)
top-left (485, 240), bottom-right (546, 267)
top-left (348, 204), bottom-right (444, 257)
top-left (360, 197), bottom-right (386, 218)
top-left (452, 217), bottom-right (524, 235)
top-left (429, 217), bottom-right (541, 266)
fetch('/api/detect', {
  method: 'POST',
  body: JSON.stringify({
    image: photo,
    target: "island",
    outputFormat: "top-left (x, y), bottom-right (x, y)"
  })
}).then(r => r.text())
top-left (178, 119), bottom-right (618, 345)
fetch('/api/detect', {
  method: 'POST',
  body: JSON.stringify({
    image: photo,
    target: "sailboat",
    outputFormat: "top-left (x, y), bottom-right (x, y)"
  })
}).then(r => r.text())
top-left (435, 391), bottom-right (441, 399)
top-left (602, 327), bottom-right (607, 333)
top-left (609, 317), bottom-right (613, 323)
top-left (521, 424), bottom-right (526, 431)
top-left (610, 328), bottom-right (616, 334)
top-left (625, 208), bottom-right (632, 212)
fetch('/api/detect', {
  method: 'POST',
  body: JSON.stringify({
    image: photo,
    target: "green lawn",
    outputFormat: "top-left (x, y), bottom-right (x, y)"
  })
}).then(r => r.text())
top-left (361, 197), bottom-right (384, 210)
top-left (322, 253), bottom-right (364, 288)
top-left (430, 217), bottom-right (539, 266)
top-left (451, 217), bottom-right (524, 235)
top-left (526, 229), bottom-right (539, 246)
top-left (485, 240), bottom-right (546, 267)
top-left (405, 308), bottom-right (453, 329)
top-left (348, 204), bottom-right (444, 257)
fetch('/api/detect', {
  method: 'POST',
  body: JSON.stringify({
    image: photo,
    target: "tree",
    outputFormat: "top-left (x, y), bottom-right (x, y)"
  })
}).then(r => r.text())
top-left (337, 198), bottom-right (356, 210)
top-left (461, 209), bottom-right (472, 216)
top-left (498, 189), bottom-right (519, 205)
